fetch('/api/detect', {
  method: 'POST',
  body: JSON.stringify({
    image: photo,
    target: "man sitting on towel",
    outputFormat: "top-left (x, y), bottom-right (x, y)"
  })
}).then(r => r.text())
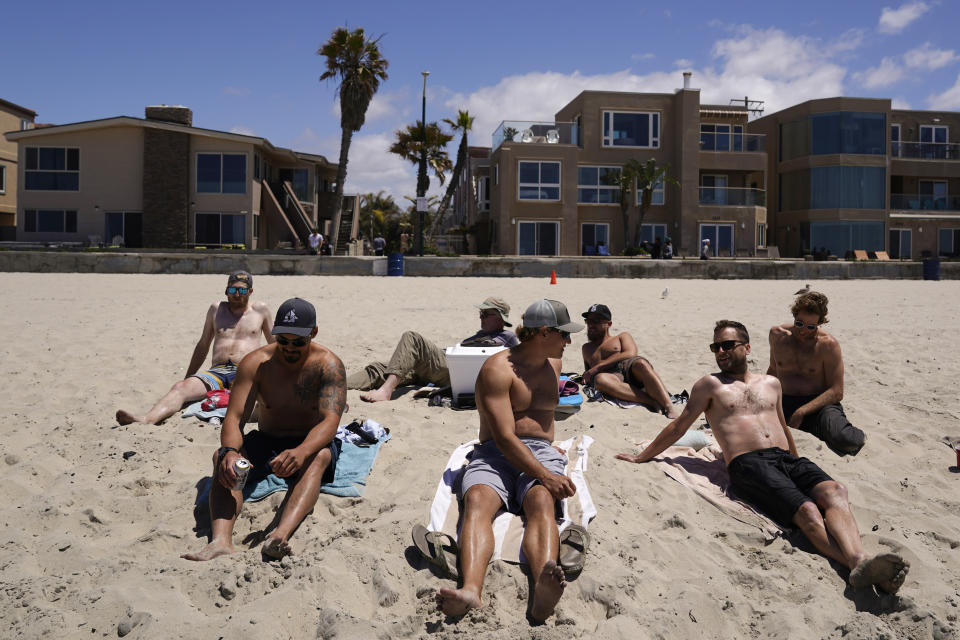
top-left (616, 320), bottom-right (909, 594)
top-left (182, 298), bottom-right (346, 561)
top-left (580, 302), bottom-right (682, 418)
top-left (767, 291), bottom-right (866, 455)
top-left (436, 299), bottom-right (583, 622)
top-left (347, 296), bottom-right (519, 402)
top-left (116, 270), bottom-right (273, 425)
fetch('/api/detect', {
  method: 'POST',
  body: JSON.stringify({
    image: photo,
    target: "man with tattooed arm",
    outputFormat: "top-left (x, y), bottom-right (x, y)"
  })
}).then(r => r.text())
top-left (183, 298), bottom-right (347, 561)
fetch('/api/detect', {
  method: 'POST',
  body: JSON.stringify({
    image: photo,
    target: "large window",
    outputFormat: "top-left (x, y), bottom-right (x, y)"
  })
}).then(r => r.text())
top-left (700, 175), bottom-right (728, 205)
top-left (24, 209), bottom-right (77, 233)
top-left (104, 211), bottom-right (143, 248)
top-left (478, 177), bottom-right (490, 212)
top-left (0, 164), bottom-right (5, 193)
top-left (637, 178), bottom-right (665, 205)
top-left (25, 147), bottom-right (79, 191)
top-left (602, 111), bottom-right (659, 148)
top-left (518, 161), bottom-right (560, 201)
top-left (639, 223), bottom-right (667, 244)
top-left (197, 153), bottom-right (247, 194)
top-left (578, 166), bottom-right (620, 204)
top-left (700, 223), bottom-right (734, 257)
top-left (581, 222), bottom-right (609, 255)
top-left (810, 166), bottom-right (885, 209)
top-left (939, 228), bottom-right (960, 257)
top-left (700, 124), bottom-right (744, 151)
top-left (195, 212), bottom-right (245, 245)
top-left (810, 221), bottom-right (883, 257)
top-left (518, 221), bottom-right (559, 255)
top-left (888, 228), bottom-right (911, 259)
top-left (810, 112), bottom-right (886, 155)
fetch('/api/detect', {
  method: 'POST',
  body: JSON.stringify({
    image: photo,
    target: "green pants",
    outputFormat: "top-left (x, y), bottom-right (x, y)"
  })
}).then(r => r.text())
top-left (346, 331), bottom-right (450, 390)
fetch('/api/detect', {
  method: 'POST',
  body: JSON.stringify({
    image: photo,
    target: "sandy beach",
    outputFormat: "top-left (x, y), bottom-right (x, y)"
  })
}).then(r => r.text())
top-left (1, 273), bottom-right (958, 639)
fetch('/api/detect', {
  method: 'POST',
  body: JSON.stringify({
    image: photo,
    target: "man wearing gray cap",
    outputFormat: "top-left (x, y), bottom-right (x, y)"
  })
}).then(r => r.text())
top-left (116, 270), bottom-right (273, 425)
top-left (347, 296), bottom-right (519, 402)
top-left (437, 299), bottom-right (583, 622)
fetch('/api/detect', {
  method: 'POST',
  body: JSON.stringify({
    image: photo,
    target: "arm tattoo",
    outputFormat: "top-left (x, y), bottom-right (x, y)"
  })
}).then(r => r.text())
top-left (318, 359), bottom-right (347, 416)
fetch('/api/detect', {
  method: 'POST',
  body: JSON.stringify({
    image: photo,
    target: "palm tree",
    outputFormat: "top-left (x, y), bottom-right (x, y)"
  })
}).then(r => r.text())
top-left (318, 27), bottom-right (389, 239)
top-left (431, 110), bottom-right (475, 235)
top-left (358, 190), bottom-right (400, 241)
top-left (633, 159), bottom-right (680, 247)
top-left (390, 121), bottom-right (453, 188)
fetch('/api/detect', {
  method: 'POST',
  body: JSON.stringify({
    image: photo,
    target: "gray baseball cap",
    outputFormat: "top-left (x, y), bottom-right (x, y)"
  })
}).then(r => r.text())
top-left (477, 296), bottom-right (512, 326)
top-left (521, 299), bottom-right (584, 333)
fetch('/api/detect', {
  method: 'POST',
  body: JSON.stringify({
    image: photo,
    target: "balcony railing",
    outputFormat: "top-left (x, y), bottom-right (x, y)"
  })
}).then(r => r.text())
top-left (891, 141), bottom-right (960, 160)
top-left (493, 121), bottom-right (576, 150)
top-left (699, 187), bottom-right (766, 206)
top-left (890, 193), bottom-right (960, 211)
top-left (700, 132), bottom-right (766, 152)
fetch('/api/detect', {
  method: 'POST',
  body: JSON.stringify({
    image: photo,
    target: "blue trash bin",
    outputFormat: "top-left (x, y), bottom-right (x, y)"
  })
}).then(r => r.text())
top-left (922, 258), bottom-right (940, 281)
top-left (387, 252), bottom-right (404, 276)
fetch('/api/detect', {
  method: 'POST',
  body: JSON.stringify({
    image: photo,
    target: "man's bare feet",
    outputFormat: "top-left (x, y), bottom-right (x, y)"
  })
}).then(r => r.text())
top-left (436, 586), bottom-right (482, 616)
top-left (529, 561), bottom-right (566, 622)
top-left (849, 552), bottom-right (910, 594)
top-left (262, 536), bottom-right (292, 559)
top-left (116, 409), bottom-right (144, 425)
top-left (181, 540), bottom-right (233, 561)
top-left (359, 388), bottom-right (392, 403)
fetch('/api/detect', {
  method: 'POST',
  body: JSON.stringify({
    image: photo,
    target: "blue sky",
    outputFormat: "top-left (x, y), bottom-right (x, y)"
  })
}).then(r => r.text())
top-left (5, 0), bottom-right (960, 201)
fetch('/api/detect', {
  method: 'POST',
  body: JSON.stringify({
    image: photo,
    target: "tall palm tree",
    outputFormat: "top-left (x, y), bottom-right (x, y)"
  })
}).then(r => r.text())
top-left (633, 159), bottom-right (680, 247)
top-left (318, 27), bottom-right (389, 235)
top-left (431, 110), bottom-right (475, 235)
top-left (390, 121), bottom-right (453, 188)
top-left (359, 190), bottom-right (400, 242)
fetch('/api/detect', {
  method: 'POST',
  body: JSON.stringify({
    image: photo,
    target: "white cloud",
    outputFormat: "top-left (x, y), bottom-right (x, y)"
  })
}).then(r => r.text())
top-left (891, 97), bottom-right (912, 109)
top-left (223, 87), bottom-right (250, 97)
top-left (904, 42), bottom-right (958, 70)
top-left (878, 2), bottom-right (929, 34)
top-left (673, 58), bottom-right (694, 68)
top-left (853, 57), bottom-right (905, 88)
top-left (928, 72), bottom-right (960, 109)
top-left (631, 52), bottom-right (655, 61)
top-left (230, 126), bottom-right (257, 136)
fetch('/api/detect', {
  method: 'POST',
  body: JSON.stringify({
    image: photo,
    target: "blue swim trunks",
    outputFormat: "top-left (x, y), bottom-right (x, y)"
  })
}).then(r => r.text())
top-left (192, 361), bottom-right (238, 390)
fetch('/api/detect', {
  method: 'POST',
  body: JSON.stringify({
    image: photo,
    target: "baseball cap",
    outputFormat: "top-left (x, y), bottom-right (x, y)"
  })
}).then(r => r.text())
top-left (581, 303), bottom-right (612, 321)
top-left (272, 298), bottom-right (316, 337)
top-left (521, 299), bottom-right (584, 333)
top-left (227, 270), bottom-right (253, 287)
top-left (477, 296), bottom-right (512, 326)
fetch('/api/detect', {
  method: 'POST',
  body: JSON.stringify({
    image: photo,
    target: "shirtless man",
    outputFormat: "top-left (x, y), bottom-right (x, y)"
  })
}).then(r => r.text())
top-left (767, 291), bottom-right (866, 456)
top-left (437, 299), bottom-right (583, 622)
top-left (580, 303), bottom-right (681, 418)
top-left (616, 320), bottom-right (908, 594)
top-left (182, 298), bottom-right (346, 561)
top-left (116, 271), bottom-right (273, 425)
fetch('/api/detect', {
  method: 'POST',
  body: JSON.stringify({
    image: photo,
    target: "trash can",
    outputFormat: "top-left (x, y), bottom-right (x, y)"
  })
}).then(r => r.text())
top-left (922, 257), bottom-right (940, 281)
top-left (387, 252), bottom-right (404, 276)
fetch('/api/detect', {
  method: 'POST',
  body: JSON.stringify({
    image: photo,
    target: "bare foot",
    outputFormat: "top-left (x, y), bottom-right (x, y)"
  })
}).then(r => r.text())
top-left (359, 388), bottom-right (392, 403)
top-left (181, 540), bottom-right (233, 561)
top-left (262, 536), bottom-right (292, 559)
top-left (436, 586), bottom-right (482, 617)
top-left (116, 409), bottom-right (144, 425)
top-left (664, 406), bottom-right (682, 420)
top-left (849, 552), bottom-right (910, 594)
top-left (529, 561), bottom-right (566, 622)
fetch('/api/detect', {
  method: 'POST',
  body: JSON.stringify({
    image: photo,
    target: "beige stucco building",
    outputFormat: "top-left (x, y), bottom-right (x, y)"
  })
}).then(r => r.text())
top-left (0, 98), bottom-right (37, 235)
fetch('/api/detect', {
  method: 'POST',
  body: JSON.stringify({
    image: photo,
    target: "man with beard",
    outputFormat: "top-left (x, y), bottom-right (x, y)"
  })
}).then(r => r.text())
top-left (116, 270), bottom-right (273, 425)
top-left (182, 298), bottom-right (346, 561)
top-left (580, 303), bottom-right (681, 418)
top-left (615, 320), bottom-right (909, 594)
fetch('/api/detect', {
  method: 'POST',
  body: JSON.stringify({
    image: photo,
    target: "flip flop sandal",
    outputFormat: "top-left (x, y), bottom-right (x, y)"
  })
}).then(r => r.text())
top-left (411, 524), bottom-right (459, 580)
top-left (558, 523), bottom-right (590, 577)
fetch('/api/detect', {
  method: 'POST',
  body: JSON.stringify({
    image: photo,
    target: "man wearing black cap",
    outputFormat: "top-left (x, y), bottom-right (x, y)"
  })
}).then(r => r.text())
top-left (116, 270), bottom-right (273, 425)
top-left (183, 297), bottom-right (347, 561)
top-left (437, 299), bottom-right (582, 623)
top-left (581, 303), bottom-right (681, 419)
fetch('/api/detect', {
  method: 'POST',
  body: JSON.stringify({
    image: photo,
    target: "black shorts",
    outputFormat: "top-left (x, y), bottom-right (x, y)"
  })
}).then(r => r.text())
top-left (242, 430), bottom-right (340, 485)
top-left (727, 447), bottom-right (833, 525)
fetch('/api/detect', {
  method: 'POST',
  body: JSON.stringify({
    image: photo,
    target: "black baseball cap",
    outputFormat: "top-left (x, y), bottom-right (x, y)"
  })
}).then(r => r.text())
top-left (272, 298), bottom-right (316, 337)
top-left (227, 270), bottom-right (253, 287)
top-left (582, 303), bottom-right (612, 321)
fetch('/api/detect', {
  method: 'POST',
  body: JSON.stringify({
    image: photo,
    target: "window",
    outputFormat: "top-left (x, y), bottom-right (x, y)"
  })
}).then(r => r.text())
top-left (602, 111), bottom-right (659, 148)
top-left (700, 175), bottom-right (728, 205)
top-left (636, 178), bottom-right (665, 206)
top-left (939, 228), bottom-right (960, 256)
top-left (810, 221), bottom-right (883, 257)
top-left (197, 153), bottom-right (247, 194)
top-left (478, 177), bottom-right (490, 212)
top-left (518, 221), bottom-right (559, 255)
top-left (518, 161), bottom-right (560, 201)
top-left (920, 125), bottom-right (948, 159)
top-left (581, 223), bottom-right (609, 254)
top-left (578, 166), bottom-right (620, 204)
top-left (810, 112), bottom-right (886, 155)
top-left (574, 114), bottom-right (583, 148)
top-left (699, 223), bottom-right (734, 257)
top-left (20, 119), bottom-right (31, 131)
top-left (0, 164), bottom-right (5, 193)
top-left (195, 212), bottom-right (245, 245)
top-left (810, 167), bottom-right (885, 209)
top-left (25, 147), bottom-right (79, 191)
top-left (891, 124), bottom-right (901, 157)
top-left (639, 223), bottom-right (667, 244)
top-left (253, 213), bottom-right (260, 240)
top-left (104, 211), bottom-right (143, 248)
top-left (24, 209), bottom-right (77, 233)
top-left (919, 180), bottom-right (948, 210)
top-left (701, 124), bottom-right (744, 151)
top-left (888, 228), bottom-right (911, 259)
top-left (254, 154), bottom-right (261, 180)
top-left (757, 223), bottom-right (767, 248)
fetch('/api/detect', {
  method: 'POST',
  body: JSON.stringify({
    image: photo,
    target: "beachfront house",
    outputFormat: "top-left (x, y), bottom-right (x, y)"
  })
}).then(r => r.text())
top-left (0, 98), bottom-right (37, 239)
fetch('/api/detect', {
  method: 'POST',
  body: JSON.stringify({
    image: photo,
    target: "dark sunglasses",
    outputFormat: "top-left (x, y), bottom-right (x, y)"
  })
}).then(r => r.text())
top-left (709, 340), bottom-right (745, 353)
top-left (226, 286), bottom-right (249, 295)
top-left (276, 335), bottom-right (308, 347)
top-left (479, 310), bottom-right (500, 318)
top-left (549, 328), bottom-right (571, 339)
top-left (793, 319), bottom-right (819, 331)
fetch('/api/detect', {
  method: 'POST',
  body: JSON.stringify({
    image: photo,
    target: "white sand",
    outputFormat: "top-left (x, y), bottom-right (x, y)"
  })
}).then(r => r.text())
top-left (1, 273), bottom-right (958, 639)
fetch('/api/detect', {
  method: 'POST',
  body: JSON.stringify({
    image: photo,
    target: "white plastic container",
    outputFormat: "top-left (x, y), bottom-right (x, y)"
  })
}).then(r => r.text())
top-left (444, 344), bottom-right (508, 402)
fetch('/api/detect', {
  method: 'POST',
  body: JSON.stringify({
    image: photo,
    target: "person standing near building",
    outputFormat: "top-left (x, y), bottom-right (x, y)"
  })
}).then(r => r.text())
top-left (700, 237), bottom-right (711, 260)
top-left (308, 229), bottom-right (323, 256)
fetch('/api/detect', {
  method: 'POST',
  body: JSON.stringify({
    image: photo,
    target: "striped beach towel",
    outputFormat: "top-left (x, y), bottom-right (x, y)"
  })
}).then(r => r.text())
top-left (427, 434), bottom-right (596, 564)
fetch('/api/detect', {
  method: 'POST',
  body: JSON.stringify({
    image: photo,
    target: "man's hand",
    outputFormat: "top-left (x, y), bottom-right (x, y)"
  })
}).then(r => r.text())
top-left (540, 473), bottom-right (577, 500)
top-left (787, 407), bottom-right (806, 429)
top-left (217, 450), bottom-right (241, 489)
top-left (615, 452), bottom-right (646, 464)
top-left (270, 447), bottom-right (307, 478)
top-left (582, 366), bottom-right (600, 385)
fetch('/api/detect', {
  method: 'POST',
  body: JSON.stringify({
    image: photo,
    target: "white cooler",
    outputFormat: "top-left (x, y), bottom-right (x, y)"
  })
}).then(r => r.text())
top-left (444, 344), bottom-right (507, 403)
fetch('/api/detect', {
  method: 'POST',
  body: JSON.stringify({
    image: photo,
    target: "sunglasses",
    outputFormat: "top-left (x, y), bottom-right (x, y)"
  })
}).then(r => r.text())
top-left (549, 328), bottom-right (571, 339)
top-left (276, 335), bottom-right (309, 347)
top-left (709, 340), bottom-right (745, 353)
top-left (793, 319), bottom-right (819, 331)
top-left (479, 310), bottom-right (500, 318)
top-left (226, 286), bottom-right (249, 295)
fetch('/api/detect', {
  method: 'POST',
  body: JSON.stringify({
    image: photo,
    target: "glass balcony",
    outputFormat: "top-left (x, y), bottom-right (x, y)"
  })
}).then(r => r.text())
top-left (891, 141), bottom-right (960, 160)
top-left (699, 187), bottom-right (766, 206)
top-left (890, 193), bottom-right (960, 211)
top-left (700, 132), bottom-right (766, 152)
top-left (493, 121), bottom-right (576, 150)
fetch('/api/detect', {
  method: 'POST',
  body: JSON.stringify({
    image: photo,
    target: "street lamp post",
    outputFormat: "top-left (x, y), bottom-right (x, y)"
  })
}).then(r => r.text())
top-left (416, 71), bottom-right (429, 256)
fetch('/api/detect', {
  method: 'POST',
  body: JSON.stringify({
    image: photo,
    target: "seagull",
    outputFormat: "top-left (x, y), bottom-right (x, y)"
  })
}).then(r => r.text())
top-left (661, 287), bottom-right (669, 299)
top-left (794, 284), bottom-right (810, 295)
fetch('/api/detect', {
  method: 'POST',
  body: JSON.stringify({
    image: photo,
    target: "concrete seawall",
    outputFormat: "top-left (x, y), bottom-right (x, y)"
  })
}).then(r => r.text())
top-left (0, 250), bottom-right (956, 279)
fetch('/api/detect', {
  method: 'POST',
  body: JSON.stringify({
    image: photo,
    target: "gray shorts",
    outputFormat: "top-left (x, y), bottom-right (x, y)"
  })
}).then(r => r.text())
top-left (458, 437), bottom-right (567, 514)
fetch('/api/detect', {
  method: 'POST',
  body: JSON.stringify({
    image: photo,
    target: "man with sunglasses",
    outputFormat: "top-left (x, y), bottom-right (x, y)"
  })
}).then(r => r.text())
top-left (437, 299), bottom-right (583, 621)
top-left (116, 270), bottom-right (273, 425)
top-left (347, 296), bottom-right (519, 403)
top-left (616, 320), bottom-right (909, 595)
top-left (767, 291), bottom-right (866, 456)
top-left (183, 297), bottom-right (346, 561)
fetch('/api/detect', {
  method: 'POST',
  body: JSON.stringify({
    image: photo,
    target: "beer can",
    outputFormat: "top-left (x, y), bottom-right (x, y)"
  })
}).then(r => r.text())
top-left (232, 458), bottom-right (251, 491)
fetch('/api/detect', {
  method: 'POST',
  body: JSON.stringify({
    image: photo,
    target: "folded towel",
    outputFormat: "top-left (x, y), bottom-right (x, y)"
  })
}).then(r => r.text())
top-left (181, 400), bottom-right (227, 423)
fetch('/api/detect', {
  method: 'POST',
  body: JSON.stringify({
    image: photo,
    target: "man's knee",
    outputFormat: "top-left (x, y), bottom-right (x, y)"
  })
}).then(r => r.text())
top-left (812, 480), bottom-right (849, 509)
top-left (522, 485), bottom-right (555, 517)
top-left (300, 446), bottom-right (333, 478)
top-left (172, 376), bottom-right (206, 398)
top-left (792, 500), bottom-right (824, 531)
top-left (593, 372), bottom-right (616, 391)
top-left (630, 357), bottom-right (652, 374)
top-left (462, 484), bottom-right (502, 517)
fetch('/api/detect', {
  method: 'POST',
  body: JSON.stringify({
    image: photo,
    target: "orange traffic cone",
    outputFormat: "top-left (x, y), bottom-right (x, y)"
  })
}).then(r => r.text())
top-left (550, 270), bottom-right (557, 285)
